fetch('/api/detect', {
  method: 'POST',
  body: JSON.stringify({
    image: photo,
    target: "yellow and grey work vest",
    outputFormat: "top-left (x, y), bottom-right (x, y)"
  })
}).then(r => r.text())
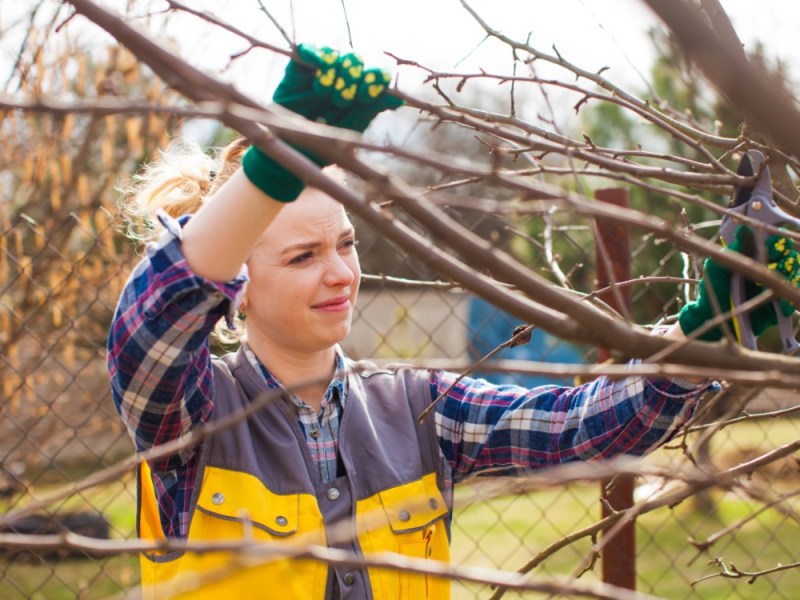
top-left (137, 348), bottom-right (452, 599)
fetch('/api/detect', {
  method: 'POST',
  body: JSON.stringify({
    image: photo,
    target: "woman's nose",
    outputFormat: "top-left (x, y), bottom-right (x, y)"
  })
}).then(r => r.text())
top-left (323, 253), bottom-right (355, 287)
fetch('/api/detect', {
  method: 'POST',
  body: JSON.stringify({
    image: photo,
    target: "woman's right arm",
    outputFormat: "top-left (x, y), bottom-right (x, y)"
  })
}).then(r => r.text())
top-left (109, 167), bottom-right (287, 467)
top-left (107, 212), bottom-right (249, 470)
top-left (110, 40), bottom-right (406, 465)
top-left (180, 169), bottom-right (284, 281)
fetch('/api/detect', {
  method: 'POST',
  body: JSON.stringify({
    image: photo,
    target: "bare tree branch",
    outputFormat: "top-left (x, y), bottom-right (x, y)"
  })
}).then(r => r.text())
top-left (644, 0), bottom-right (800, 158)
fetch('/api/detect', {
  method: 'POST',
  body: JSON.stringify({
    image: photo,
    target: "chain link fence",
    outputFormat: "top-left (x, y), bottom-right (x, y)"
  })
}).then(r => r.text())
top-left (2, 191), bottom-right (798, 599)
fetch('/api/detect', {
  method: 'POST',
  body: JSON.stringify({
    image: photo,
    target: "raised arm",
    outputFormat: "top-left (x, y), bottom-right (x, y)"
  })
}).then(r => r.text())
top-left (183, 43), bottom-right (404, 282)
top-left (109, 43), bottom-right (403, 460)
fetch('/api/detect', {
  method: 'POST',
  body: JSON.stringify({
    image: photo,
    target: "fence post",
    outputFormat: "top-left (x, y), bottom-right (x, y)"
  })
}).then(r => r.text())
top-left (594, 187), bottom-right (636, 590)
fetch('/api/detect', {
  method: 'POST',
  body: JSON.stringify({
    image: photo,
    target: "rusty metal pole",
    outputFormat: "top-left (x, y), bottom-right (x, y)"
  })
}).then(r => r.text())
top-left (594, 188), bottom-right (636, 590)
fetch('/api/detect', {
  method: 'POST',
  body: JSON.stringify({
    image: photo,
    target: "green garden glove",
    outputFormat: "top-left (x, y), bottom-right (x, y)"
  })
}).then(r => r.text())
top-left (242, 43), bottom-right (404, 202)
top-left (678, 225), bottom-right (800, 341)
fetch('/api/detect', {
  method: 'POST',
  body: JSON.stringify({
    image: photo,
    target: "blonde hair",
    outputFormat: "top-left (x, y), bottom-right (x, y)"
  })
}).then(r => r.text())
top-left (120, 136), bottom-right (249, 242)
top-left (119, 136), bottom-right (348, 346)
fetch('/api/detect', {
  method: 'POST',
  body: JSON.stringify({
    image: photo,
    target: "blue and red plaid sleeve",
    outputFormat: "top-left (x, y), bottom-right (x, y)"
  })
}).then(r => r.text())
top-left (431, 368), bottom-right (714, 480)
top-left (108, 214), bottom-right (248, 538)
top-left (107, 213), bottom-right (248, 470)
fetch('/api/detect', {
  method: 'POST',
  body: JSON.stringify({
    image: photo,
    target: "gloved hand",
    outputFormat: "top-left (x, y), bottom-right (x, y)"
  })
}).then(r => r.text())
top-left (243, 43), bottom-right (404, 202)
top-left (678, 225), bottom-right (800, 341)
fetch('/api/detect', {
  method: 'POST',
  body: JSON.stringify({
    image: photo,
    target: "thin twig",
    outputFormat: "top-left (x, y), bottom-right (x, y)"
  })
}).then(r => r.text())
top-left (256, 0), bottom-right (293, 46)
top-left (417, 324), bottom-right (536, 423)
top-left (339, 0), bottom-right (354, 49)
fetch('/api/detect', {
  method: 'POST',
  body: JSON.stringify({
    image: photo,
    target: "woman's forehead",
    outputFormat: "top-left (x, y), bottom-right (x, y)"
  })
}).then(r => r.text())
top-left (259, 193), bottom-right (353, 247)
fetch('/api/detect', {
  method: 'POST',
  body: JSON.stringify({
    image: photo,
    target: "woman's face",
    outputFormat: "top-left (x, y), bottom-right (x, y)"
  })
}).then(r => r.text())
top-left (243, 187), bottom-right (361, 355)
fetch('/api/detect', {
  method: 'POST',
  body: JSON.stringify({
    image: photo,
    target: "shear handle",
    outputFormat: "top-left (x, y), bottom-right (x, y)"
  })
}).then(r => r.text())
top-left (730, 272), bottom-right (758, 350)
top-left (731, 272), bottom-right (800, 353)
top-left (777, 309), bottom-right (800, 354)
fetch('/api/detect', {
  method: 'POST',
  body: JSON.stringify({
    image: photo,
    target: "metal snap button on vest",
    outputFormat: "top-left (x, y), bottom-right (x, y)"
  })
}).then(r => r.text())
top-left (429, 498), bottom-right (439, 510)
top-left (398, 510), bottom-right (411, 522)
top-left (211, 492), bottom-right (225, 506)
top-left (275, 516), bottom-right (288, 527)
top-left (327, 487), bottom-right (340, 501)
top-left (343, 572), bottom-right (355, 585)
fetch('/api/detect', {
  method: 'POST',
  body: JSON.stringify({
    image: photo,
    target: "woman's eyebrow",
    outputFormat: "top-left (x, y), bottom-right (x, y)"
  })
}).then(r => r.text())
top-left (280, 241), bottom-right (319, 256)
top-left (279, 228), bottom-right (355, 256)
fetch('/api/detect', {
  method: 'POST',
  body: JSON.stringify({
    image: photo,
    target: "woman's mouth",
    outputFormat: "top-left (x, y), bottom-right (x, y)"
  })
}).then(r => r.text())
top-left (311, 295), bottom-right (351, 312)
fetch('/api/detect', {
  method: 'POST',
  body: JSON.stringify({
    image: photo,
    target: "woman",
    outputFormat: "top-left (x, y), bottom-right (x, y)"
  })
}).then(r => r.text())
top-left (108, 44), bottom-right (793, 599)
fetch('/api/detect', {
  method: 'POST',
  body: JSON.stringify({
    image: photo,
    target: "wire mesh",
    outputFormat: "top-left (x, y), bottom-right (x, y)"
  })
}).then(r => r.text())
top-left (1, 210), bottom-right (139, 599)
top-left (1, 162), bottom-right (799, 600)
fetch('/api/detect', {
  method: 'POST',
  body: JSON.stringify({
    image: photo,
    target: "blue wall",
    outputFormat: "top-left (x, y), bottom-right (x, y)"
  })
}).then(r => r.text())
top-left (467, 297), bottom-right (585, 387)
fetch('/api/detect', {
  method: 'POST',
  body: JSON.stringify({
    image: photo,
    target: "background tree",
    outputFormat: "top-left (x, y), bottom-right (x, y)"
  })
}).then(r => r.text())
top-left (1, 6), bottom-right (178, 511)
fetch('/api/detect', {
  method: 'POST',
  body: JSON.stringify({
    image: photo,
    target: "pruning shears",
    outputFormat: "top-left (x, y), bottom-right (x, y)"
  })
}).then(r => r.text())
top-left (719, 149), bottom-right (800, 353)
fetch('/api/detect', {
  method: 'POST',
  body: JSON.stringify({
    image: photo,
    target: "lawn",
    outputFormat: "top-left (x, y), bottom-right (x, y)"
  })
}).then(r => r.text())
top-left (449, 417), bottom-right (800, 599)
top-left (0, 477), bottom-right (138, 600)
top-left (449, 482), bottom-right (800, 599)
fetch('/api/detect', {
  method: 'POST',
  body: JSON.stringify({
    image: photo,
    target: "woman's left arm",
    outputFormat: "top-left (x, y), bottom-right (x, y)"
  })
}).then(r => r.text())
top-left (432, 363), bottom-right (714, 481)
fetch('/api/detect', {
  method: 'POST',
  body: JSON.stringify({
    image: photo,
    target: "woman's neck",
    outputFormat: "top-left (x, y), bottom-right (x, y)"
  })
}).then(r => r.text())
top-left (245, 336), bottom-right (336, 412)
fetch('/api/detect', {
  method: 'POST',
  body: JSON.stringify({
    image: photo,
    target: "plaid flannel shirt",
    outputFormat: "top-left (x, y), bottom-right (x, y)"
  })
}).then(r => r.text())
top-left (108, 214), bottom-right (713, 539)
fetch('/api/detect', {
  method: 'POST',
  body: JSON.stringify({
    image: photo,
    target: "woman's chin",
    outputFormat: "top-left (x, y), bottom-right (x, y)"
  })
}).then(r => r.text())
top-left (310, 323), bottom-right (351, 351)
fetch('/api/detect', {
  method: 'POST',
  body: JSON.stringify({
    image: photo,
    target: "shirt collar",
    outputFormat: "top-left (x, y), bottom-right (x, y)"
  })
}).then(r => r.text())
top-left (241, 342), bottom-right (348, 411)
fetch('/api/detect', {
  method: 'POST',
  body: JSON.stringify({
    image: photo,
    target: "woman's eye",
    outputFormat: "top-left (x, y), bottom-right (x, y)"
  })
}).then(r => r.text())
top-left (289, 251), bottom-right (313, 265)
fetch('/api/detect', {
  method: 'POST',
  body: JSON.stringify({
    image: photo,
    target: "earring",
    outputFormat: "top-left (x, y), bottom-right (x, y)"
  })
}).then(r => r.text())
top-left (237, 310), bottom-right (246, 321)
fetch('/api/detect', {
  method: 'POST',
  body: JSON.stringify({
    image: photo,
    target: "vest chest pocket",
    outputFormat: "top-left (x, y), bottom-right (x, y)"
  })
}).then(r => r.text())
top-left (177, 467), bottom-right (328, 599)
top-left (364, 473), bottom-right (450, 599)
top-left (140, 466), bottom-right (328, 598)
top-left (191, 466), bottom-right (325, 543)
top-left (378, 476), bottom-right (448, 534)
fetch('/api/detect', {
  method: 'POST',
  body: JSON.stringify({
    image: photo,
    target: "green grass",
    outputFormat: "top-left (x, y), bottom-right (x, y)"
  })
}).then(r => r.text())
top-left (0, 476), bottom-right (139, 599)
top-left (449, 417), bottom-right (800, 599)
top-left (0, 557), bottom-right (139, 600)
top-left (449, 484), bottom-right (800, 599)
top-left (1, 420), bottom-right (798, 598)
